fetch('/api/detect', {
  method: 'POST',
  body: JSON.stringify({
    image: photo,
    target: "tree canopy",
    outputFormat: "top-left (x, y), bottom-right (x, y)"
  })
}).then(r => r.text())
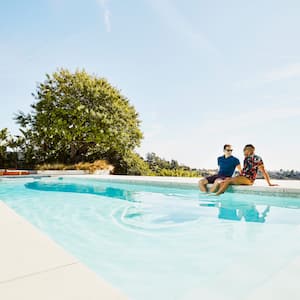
top-left (145, 152), bottom-right (201, 177)
top-left (15, 69), bottom-right (143, 166)
top-left (0, 128), bottom-right (9, 164)
top-left (2, 69), bottom-right (202, 176)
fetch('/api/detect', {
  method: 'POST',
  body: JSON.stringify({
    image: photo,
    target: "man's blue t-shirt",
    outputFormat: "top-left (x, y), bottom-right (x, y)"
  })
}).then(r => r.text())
top-left (217, 155), bottom-right (240, 177)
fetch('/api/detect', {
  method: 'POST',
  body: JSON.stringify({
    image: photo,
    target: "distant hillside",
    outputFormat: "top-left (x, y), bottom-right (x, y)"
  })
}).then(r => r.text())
top-left (258, 170), bottom-right (300, 180)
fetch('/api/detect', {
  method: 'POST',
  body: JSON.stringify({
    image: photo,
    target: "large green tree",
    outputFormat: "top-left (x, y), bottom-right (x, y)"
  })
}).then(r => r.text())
top-left (0, 128), bottom-right (25, 168)
top-left (0, 128), bottom-right (9, 166)
top-left (15, 69), bottom-right (143, 166)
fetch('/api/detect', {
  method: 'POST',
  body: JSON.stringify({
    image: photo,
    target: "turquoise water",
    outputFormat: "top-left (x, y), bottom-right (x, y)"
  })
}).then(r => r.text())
top-left (1, 177), bottom-right (300, 300)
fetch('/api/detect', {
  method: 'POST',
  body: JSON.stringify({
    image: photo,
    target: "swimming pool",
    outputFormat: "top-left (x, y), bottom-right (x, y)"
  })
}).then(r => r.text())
top-left (1, 177), bottom-right (300, 300)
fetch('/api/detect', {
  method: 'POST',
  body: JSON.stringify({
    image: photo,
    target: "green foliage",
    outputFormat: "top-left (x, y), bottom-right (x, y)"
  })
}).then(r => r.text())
top-left (145, 152), bottom-right (201, 177)
top-left (155, 168), bottom-right (200, 177)
top-left (0, 128), bottom-right (26, 168)
top-left (2, 69), bottom-right (205, 176)
top-left (146, 152), bottom-right (171, 171)
top-left (111, 151), bottom-right (153, 176)
top-left (15, 69), bottom-right (143, 164)
top-left (0, 128), bottom-right (9, 165)
top-left (36, 160), bottom-right (113, 173)
top-left (36, 163), bottom-right (76, 170)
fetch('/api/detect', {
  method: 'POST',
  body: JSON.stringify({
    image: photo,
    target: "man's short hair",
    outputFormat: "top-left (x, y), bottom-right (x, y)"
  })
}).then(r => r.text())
top-left (223, 144), bottom-right (231, 150)
top-left (244, 144), bottom-right (255, 151)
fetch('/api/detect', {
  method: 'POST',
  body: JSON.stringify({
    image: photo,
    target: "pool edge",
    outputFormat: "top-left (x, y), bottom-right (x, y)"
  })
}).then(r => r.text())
top-left (48, 175), bottom-right (300, 198)
top-left (0, 200), bottom-right (128, 300)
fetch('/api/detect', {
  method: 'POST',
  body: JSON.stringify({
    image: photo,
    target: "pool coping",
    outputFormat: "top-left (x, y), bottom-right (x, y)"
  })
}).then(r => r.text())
top-left (0, 201), bottom-right (128, 300)
top-left (51, 175), bottom-right (300, 198)
top-left (1, 174), bottom-right (300, 196)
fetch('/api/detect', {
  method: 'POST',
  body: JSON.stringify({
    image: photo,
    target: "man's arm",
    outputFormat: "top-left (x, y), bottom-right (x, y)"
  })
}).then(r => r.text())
top-left (236, 164), bottom-right (242, 175)
top-left (258, 165), bottom-right (278, 186)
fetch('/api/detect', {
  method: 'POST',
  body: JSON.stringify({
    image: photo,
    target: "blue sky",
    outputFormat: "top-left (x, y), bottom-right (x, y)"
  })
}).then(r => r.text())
top-left (1, 0), bottom-right (300, 170)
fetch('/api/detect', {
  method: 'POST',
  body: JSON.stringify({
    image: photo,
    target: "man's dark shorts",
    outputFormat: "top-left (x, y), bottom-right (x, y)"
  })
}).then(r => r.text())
top-left (206, 174), bottom-right (227, 184)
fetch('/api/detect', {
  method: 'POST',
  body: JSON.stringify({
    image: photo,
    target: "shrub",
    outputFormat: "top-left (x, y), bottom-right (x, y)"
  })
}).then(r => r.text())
top-left (75, 160), bottom-right (114, 173)
top-left (36, 163), bottom-right (75, 170)
top-left (111, 151), bottom-right (153, 175)
top-left (36, 160), bottom-right (114, 173)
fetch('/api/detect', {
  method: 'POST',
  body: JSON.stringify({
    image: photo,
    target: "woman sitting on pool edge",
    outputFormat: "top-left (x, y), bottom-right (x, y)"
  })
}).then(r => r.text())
top-left (215, 144), bottom-right (278, 196)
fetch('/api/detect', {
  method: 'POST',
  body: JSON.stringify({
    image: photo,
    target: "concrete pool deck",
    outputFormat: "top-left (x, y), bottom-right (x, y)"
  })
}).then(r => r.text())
top-left (0, 201), bottom-right (127, 300)
top-left (66, 174), bottom-right (300, 197)
top-left (0, 175), bottom-right (299, 300)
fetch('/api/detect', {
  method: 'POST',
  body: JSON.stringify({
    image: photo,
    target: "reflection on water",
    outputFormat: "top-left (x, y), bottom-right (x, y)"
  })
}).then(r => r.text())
top-left (200, 201), bottom-right (270, 223)
top-left (24, 180), bottom-right (299, 225)
top-left (219, 204), bottom-right (270, 223)
top-left (25, 181), bottom-right (139, 202)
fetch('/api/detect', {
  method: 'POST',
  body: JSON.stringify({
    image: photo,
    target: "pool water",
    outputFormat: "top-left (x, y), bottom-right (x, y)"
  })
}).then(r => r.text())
top-left (1, 177), bottom-right (300, 300)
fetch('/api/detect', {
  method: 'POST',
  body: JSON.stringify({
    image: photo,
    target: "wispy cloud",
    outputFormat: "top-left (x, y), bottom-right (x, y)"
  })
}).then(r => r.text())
top-left (97, 0), bottom-right (112, 33)
top-left (264, 63), bottom-right (300, 81)
top-left (235, 62), bottom-right (300, 89)
top-left (199, 106), bottom-right (300, 135)
top-left (147, 0), bottom-right (219, 54)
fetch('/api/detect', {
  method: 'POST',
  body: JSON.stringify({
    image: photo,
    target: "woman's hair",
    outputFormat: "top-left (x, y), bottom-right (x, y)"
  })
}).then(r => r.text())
top-left (244, 144), bottom-right (255, 151)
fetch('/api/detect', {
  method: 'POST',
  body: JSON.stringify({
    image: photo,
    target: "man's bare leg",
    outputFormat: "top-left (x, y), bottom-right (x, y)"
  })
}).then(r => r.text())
top-left (215, 176), bottom-right (253, 196)
top-left (198, 178), bottom-right (208, 192)
top-left (209, 179), bottom-right (224, 193)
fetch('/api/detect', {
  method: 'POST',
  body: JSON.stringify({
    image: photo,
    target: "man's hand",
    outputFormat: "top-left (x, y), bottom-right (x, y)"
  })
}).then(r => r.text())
top-left (268, 183), bottom-right (279, 186)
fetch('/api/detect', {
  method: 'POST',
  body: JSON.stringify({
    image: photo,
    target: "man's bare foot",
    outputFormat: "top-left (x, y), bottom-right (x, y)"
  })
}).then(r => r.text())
top-left (215, 191), bottom-right (223, 196)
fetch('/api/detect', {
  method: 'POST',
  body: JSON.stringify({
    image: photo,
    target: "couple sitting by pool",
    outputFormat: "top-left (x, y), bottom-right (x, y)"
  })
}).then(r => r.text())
top-left (198, 144), bottom-right (278, 195)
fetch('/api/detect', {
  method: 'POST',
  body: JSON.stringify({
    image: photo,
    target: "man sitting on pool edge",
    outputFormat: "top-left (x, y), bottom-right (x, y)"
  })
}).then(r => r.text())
top-left (215, 144), bottom-right (278, 196)
top-left (198, 144), bottom-right (241, 193)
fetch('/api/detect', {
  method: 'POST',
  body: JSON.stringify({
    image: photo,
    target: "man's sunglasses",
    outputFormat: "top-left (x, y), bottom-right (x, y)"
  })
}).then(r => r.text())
top-left (225, 149), bottom-right (233, 152)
